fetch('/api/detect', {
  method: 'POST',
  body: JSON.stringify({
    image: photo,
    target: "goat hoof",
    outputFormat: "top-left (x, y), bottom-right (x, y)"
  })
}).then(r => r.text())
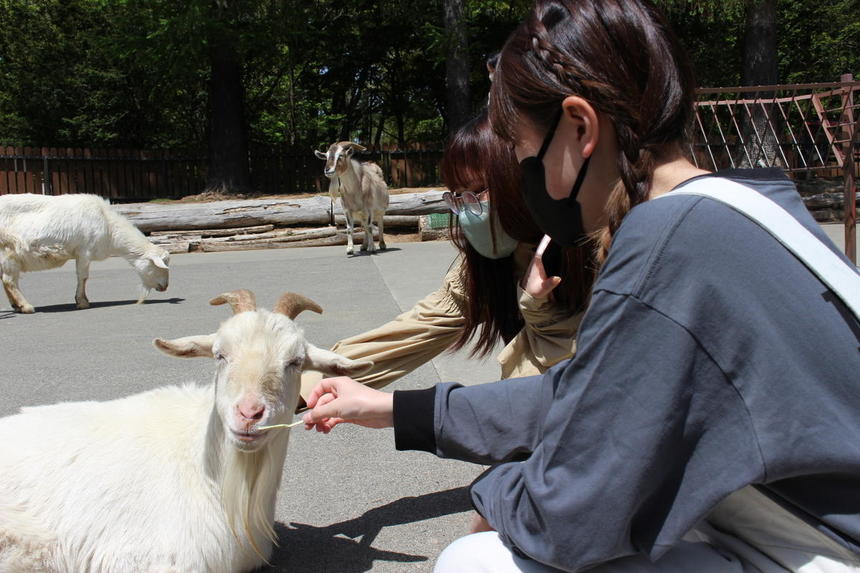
top-left (18, 304), bottom-right (35, 314)
top-left (76, 300), bottom-right (90, 310)
top-left (379, 242), bottom-right (387, 251)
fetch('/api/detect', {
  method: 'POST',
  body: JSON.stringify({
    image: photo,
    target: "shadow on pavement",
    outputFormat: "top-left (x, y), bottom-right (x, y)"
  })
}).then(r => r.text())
top-left (265, 486), bottom-right (472, 572)
top-left (34, 297), bottom-right (185, 313)
top-left (344, 246), bottom-right (404, 258)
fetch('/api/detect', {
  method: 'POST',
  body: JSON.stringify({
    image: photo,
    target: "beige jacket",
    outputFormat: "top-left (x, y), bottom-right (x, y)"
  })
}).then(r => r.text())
top-left (300, 242), bottom-right (583, 400)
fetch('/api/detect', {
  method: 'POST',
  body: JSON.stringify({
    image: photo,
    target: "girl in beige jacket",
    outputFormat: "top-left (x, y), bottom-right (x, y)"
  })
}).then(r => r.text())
top-left (301, 109), bottom-right (593, 402)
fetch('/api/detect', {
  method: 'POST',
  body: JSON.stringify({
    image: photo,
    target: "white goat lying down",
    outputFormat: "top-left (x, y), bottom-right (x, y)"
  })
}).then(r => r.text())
top-left (0, 290), bottom-right (372, 573)
top-left (315, 141), bottom-right (389, 255)
top-left (0, 193), bottom-right (170, 313)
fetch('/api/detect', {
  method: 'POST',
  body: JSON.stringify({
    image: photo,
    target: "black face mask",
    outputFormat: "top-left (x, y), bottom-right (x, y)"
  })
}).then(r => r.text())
top-left (519, 109), bottom-right (591, 247)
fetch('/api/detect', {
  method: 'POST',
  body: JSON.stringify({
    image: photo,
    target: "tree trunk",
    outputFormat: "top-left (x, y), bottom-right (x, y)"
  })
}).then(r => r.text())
top-left (206, 34), bottom-right (251, 194)
top-left (738, 0), bottom-right (781, 168)
top-left (742, 0), bottom-right (778, 87)
top-left (443, 0), bottom-right (470, 135)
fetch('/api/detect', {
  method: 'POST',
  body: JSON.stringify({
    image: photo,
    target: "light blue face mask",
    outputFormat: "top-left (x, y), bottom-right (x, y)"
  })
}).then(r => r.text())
top-left (458, 200), bottom-right (519, 259)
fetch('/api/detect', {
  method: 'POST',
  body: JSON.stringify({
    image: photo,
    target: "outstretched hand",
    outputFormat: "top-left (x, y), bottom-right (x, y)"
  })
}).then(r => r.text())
top-left (521, 235), bottom-right (561, 299)
top-left (302, 376), bottom-right (394, 433)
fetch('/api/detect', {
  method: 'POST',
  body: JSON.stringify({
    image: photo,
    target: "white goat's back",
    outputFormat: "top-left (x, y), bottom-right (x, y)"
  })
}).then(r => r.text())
top-left (359, 161), bottom-right (389, 211)
top-left (0, 385), bottom-right (256, 573)
top-left (0, 194), bottom-right (120, 267)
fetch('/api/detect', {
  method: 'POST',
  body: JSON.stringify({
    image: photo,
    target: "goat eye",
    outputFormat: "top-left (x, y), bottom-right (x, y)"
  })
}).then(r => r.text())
top-left (286, 358), bottom-right (303, 369)
top-left (215, 352), bottom-right (226, 361)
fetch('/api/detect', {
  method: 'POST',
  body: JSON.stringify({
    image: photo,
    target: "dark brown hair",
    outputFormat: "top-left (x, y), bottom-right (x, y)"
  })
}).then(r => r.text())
top-left (489, 0), bottom-right (696, 262)
top-left (441, 109), bottom-right (594, 358)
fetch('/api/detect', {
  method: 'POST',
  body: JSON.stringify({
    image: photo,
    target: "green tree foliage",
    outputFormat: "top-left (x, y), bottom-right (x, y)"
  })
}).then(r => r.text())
top-left (0, 0), bottom-right (856, 153)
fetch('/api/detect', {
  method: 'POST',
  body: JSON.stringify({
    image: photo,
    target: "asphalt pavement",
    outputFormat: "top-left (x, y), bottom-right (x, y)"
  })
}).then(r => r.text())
top-left (0, 239), bottom-right (501, 573)
top-left (0, 222), bottom-right (854, 573)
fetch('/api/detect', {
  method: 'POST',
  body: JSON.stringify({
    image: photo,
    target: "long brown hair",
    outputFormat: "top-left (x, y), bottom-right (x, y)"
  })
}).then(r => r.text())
top-left (489, 0), bottom-right (696, 262)
top-left (442, 109), bottom-right (594, 358)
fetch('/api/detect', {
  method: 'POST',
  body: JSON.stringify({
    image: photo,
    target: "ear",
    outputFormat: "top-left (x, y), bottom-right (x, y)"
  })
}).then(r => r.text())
top-left (314, 150), bottom-right (328, 160)
top-left (150, 253), bottom-right (169, 269)
top-left (153, 335), bottom-right (215, 358)
top-left (342, 147), bottom-right (354, 158)
top-left (303, 343), bottom-right (373, 377)
top-left (561, 95), bottom-right (599, 158)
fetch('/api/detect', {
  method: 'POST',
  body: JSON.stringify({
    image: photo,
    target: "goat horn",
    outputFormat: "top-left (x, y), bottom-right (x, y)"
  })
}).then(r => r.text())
top-left (340, 142), bottom-right (366, 152)
top-left (273, 293), bottom-right (323, 319)
top-left (209, 289), bottom-right (257, 314)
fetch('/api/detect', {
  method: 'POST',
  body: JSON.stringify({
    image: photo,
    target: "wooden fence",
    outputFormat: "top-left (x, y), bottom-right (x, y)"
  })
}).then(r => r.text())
top-left (0, 144), bottom-right (444, 202)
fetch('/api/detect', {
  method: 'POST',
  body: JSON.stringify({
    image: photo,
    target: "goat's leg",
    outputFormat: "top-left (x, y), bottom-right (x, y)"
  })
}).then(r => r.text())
top-left (75, 257), bottom-right (91, 309)
top-left (1, 267), bottom-right (33, 314)
top-left (345, 213), bottom-right (355, 255)
top-left (363, 211), bottom-right (375, 253)
top-left (375, 209), bottom-right (386, 251)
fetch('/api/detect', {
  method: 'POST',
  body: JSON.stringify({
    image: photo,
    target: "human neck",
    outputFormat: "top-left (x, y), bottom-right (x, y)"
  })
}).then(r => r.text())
top-left (648, 153), bottom-right (710, 199)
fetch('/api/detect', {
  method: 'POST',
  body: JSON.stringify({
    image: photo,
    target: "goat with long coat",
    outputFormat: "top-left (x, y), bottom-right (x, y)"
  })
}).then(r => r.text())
top-left (0, 290), bottom-right (372, 573)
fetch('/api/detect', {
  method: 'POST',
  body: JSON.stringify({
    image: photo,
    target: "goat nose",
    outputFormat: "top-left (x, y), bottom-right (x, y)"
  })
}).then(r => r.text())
top-left (237, 400), bottom-right (265, 421)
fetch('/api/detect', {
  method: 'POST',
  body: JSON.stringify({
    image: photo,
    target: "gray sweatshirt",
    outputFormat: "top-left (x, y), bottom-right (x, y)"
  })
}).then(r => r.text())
top-left (393, 169), bottom-right (860, 571)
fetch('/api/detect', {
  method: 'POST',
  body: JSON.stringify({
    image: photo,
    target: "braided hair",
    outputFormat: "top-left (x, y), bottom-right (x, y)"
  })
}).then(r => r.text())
top-left (489, 0), bottom-right (696, 263)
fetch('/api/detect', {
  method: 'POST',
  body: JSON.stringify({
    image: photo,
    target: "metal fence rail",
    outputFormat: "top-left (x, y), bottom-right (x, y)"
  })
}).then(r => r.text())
top-left (688, 76), bottom-right (858, 262)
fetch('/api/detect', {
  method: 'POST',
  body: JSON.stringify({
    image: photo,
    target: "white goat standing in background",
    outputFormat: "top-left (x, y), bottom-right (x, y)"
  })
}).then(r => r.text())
top-left (0, 289), bottom-right (372, 573)
top-left (0, 193), bottom-right (170, 313)
top-left (315, 142), bottom-right (389, 255)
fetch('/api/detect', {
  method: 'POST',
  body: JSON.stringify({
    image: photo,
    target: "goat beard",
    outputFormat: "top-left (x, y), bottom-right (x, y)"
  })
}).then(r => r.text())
top-left (220, 444), bottom-right (284, 561)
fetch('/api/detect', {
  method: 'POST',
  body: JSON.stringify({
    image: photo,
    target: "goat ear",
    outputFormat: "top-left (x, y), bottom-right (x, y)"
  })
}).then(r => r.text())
top-left (153, 335), bottom-right (215, 358)
top-left (303, 343), bottom-right (373, 377)
top-left (314, 150), bottom-right (328, 160)
top-left (150, 253), bottom-right (169, 269)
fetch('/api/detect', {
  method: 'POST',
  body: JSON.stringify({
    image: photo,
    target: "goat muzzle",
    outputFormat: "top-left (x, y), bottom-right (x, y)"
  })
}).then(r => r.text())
top-left (210, 289), bottom-right (257, 314)
top-left (273, 292), bottom-right (323, 319)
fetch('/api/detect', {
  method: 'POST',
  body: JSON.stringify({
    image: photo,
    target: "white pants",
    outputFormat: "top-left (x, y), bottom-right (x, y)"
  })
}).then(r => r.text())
top-left (434, 530), bottom-right (860, 573)
top-left (434, 531), bottom-right (749, 573)
top-left (435, 487), bottom-right (860, 573)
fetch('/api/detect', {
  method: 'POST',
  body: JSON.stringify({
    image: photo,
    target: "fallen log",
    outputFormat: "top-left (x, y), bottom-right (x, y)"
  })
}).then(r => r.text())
top-left (149, 224), bottom-right (274, 238)
top-left (115, 190), bottom-right (447, 233)
top-left (333, 214), bottom-right (419, 228)
top-left (200, 233), bottom-right (349, 252)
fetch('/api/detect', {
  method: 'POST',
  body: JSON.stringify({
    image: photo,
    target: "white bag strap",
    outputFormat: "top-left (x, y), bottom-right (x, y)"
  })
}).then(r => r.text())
top-left (659, 177), bottom-right (860, 319)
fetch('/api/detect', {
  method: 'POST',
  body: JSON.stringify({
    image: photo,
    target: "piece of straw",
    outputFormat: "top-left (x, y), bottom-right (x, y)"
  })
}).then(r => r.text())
top-left (257, 420), bottom-right (305, 431)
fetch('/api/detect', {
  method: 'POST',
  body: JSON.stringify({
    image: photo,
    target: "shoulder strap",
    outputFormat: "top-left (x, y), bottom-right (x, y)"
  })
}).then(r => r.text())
top-left (659, 177), bottom-right (860, 319)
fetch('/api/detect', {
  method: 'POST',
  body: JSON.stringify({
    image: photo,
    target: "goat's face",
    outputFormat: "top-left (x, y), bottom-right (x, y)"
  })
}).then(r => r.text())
top-left (154, 290), bottom-right (372, 452)
top-left (314, 142), bottom-right (366, 179)
top-left (134, 247), bottom-right (170, 293)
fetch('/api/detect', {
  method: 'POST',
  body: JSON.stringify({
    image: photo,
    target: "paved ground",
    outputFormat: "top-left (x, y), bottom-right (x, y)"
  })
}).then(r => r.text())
top-left (0, 222), bottom-right (855, 572)
top-left (0, 240), bottom-right (501, 573)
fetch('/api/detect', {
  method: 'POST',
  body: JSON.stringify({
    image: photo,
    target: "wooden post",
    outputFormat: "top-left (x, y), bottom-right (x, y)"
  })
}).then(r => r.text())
top-left (42, 147), bottom-right (51, 195)
top-left (841, 73), bottom-right (856, 264)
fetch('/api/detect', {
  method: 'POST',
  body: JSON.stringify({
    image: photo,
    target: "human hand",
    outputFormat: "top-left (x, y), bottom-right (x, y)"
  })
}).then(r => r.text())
top-left (302, 376), bottom-right (394, 433)
top-left (469, 512), bottom-right (495, 533)
top-left (521, 235), bottom-right (561, 299)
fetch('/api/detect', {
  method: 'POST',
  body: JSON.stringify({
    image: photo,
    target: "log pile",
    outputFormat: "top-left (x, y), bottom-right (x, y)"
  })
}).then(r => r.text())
top-left (130, 190), bottom-right (452, 253)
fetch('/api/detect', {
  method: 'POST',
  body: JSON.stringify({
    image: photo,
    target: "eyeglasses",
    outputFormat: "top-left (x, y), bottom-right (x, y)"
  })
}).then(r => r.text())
top-left (442, 190), bottom-right (483, 216)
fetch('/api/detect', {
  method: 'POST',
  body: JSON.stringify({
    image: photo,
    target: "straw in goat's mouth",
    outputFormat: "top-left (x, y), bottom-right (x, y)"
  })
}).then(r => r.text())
top-left (257, 420), bottom-right (305, 431)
